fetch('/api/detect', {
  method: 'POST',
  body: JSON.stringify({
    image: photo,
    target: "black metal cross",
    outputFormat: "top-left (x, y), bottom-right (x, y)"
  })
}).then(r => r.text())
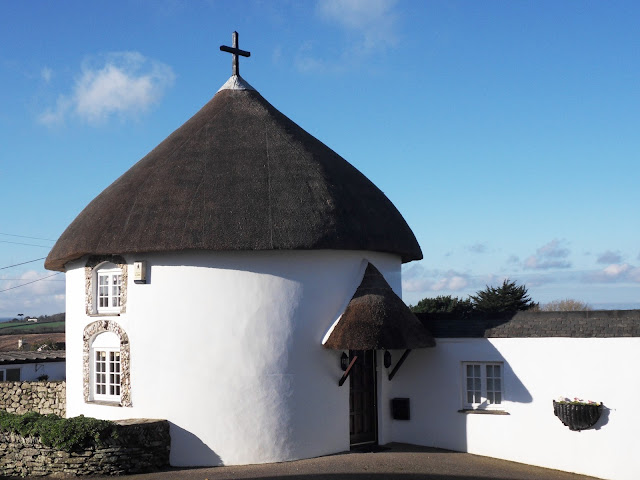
top-left (220, 31), bottom-right (251, 76)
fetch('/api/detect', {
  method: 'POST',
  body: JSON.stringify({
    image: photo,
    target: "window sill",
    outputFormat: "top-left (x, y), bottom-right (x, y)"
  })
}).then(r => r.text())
top-left (88, 313), bottom-right (121, 317)
top-left (86, 400), bottom-right (122, 407)
top-left (458, 409), bottom-right (510, 415)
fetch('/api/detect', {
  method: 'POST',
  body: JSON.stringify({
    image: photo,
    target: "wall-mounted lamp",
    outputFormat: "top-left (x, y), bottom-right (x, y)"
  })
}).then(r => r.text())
top-left (133, 261), bottom-right (147, 284)
top-left (384, 350), bottom-right (392, 368)
top-left (341, 352), bottom-right (349, 371)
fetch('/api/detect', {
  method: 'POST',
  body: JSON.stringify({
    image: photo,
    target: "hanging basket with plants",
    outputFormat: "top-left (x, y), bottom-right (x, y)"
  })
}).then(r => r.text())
top-left (553, 398), bottom-right (603, 431)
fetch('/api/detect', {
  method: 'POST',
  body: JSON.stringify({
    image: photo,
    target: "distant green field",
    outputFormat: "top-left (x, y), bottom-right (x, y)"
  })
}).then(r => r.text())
top-left (0, 321), bottom-right (65, 335)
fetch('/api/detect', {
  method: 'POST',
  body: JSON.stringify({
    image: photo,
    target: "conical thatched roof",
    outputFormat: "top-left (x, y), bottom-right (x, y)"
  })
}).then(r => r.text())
top-left (323, 263), bottom-right (435, 350)
top-left (45, 76), bottom-right (422, 271)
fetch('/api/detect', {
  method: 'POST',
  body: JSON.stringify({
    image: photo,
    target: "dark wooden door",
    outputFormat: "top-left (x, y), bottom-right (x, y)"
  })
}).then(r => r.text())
top-left (349, 349), bottom-right (377, 446)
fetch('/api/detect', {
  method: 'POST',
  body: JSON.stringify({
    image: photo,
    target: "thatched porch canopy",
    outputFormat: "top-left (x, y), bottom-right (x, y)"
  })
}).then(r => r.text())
top-left (324, 263), bottom-right (435, 350)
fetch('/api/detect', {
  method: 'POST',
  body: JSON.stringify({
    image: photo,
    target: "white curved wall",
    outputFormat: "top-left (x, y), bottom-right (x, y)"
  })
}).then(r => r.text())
top-left (64, 250), bottom-right (401, 466)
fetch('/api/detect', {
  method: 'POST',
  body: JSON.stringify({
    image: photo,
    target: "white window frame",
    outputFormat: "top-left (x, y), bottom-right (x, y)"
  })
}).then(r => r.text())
top-left (96, 264), bottom-right (123, 314)
top-left (461, 362), bottom-right (504, 410)
top-left (0, 367), bottom-right (21, 382)
top-left (90, 331), bottom-right (122, 403)
top-left (92, 347), bottom-right (122, 402)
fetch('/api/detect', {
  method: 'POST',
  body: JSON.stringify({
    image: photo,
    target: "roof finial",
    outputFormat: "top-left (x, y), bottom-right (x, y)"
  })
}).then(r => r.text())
top-left (220, 31), bottom-right (251, 77)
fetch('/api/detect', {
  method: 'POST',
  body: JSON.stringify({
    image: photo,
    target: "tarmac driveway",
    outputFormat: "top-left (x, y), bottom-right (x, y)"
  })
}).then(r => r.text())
top-left (23, 443), bottom-right (602, 480)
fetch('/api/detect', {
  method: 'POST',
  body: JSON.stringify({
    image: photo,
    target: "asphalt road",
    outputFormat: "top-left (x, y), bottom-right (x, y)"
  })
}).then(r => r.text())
top-left (26, 443), bottom-right (602, 480)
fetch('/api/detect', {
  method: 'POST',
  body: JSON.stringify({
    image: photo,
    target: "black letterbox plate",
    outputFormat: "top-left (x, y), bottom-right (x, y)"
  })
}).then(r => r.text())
top-left (391, 398), bottom-right (410, 420)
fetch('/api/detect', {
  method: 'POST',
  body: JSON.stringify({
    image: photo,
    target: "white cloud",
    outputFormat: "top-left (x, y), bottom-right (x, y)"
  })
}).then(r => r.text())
top-left (524, 239), bottom-right (571, 270)
top-left (433, 273), bottom-right (469, 291)
top-left (41, 67), bottom-right (53, 83)
top-left (0, 270), bottom-right (65, 317)
top-left (295, 41), bottom-right (335, 73)
top-left (402, 264), bottom-right (472, 293)
top-left (38, 95), bottom-right (72, 127)
top-left (317, 0), bottom-right (399, 50)
top-left (596, 250), bottom-right (622, 264)
top-left (38, 52), bottom-right (174, 126)
top-left (299, 0), bottom-right (400, 72)
top-left (585, 263), bottom-right (640, 283)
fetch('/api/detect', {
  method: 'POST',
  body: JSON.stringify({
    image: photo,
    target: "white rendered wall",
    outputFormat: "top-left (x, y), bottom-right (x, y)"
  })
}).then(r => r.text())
top-left (64, 250), bottom-right (401, 467)
top-left (388, 337), bottom-right (640, 480)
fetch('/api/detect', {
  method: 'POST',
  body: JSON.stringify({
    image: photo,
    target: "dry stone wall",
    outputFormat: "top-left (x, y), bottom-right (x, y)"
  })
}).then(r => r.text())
top-left (0, 418), bottom-right (170, 477)
top-left (0, 381), bottom-right (65, 416)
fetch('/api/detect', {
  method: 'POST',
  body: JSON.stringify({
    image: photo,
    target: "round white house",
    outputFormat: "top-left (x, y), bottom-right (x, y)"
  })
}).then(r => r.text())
top-left (45, 41), bottom-right (431, 467)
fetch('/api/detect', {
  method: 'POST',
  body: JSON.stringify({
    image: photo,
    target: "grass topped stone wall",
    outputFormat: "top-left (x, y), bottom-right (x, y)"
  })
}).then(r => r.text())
top-left (0, 411), bottom-right (170, 476)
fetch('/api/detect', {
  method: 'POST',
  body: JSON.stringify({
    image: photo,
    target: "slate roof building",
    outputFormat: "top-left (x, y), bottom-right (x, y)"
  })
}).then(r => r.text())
top-left (46, 33), bottom-right (431, 467)
top-left (0, 350), bottom-right (66, 382)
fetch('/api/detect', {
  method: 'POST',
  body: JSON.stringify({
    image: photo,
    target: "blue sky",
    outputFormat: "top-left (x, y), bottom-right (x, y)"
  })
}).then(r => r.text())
top-left (1, 0), bottom-right (639, 317)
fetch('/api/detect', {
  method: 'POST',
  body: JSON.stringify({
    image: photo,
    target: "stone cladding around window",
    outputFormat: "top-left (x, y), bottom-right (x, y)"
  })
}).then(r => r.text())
top-left (85, 255), bottom-right (128, 315)
top-left (82, 320), bottom-right (131, 407)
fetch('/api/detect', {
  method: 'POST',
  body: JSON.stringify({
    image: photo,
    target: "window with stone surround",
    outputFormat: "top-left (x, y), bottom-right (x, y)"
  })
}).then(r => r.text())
top-left (85, 256), bottom-right (127, 315)
top-left (462, 362), bottom-right (503, 410)
top-left (83, 320), bottom-right (131, 407)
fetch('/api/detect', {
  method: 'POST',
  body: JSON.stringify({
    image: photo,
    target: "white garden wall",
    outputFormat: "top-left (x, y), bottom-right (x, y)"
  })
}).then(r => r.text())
top-left (389, 337), bottom-right (640, 480)
top-left (64, 250), bottom-right (401, 467)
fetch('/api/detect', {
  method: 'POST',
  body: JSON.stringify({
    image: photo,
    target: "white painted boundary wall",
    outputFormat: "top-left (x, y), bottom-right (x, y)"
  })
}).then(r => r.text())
top-left (64, 250), bottom-right (401, 467)
top-left (9, 361), bottom-right (66, 382)
top-left (388, 337), bottom-right (640, 480)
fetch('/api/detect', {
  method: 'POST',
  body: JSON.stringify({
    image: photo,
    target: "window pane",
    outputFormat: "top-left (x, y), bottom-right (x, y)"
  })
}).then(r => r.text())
top-left (473, 365), bottom-right (480, 376)
top-left (487, 379), bottom-right (493, 390)
top-left (466, 365), bottom-right (473, 376)
top-left (0, 371), bottom-right (3, 381)
top-left (112, 275), bottom-right (122, 307)
top-left (487, 392), bottom-right (494, 403)
top-left (494, 392), bottom-right (502, 404)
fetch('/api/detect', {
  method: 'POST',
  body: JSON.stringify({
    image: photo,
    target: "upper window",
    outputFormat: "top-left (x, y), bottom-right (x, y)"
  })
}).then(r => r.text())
top-left (0, 368), bottom-right (20, 382)
top-left (462, 362), bottom-right (503, 409)
top-left (96, 263), bottom-right (122, 313)
top-left (91, 332), bottom-right (121, 402)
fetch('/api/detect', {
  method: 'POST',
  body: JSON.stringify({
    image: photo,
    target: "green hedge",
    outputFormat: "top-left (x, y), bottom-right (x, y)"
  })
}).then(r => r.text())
top-left (0, 410), bottom-right (117, 452)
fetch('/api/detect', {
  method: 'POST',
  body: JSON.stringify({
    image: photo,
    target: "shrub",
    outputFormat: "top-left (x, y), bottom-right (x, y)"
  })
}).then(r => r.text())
top-left (470, 279), bottom-right (537, 315)
top-left (410, 295), bottom-right (474, 317)
top-left (541, 299), bottom-right (592, 311)
top-left (0, 410), bottom-right (117, 452)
